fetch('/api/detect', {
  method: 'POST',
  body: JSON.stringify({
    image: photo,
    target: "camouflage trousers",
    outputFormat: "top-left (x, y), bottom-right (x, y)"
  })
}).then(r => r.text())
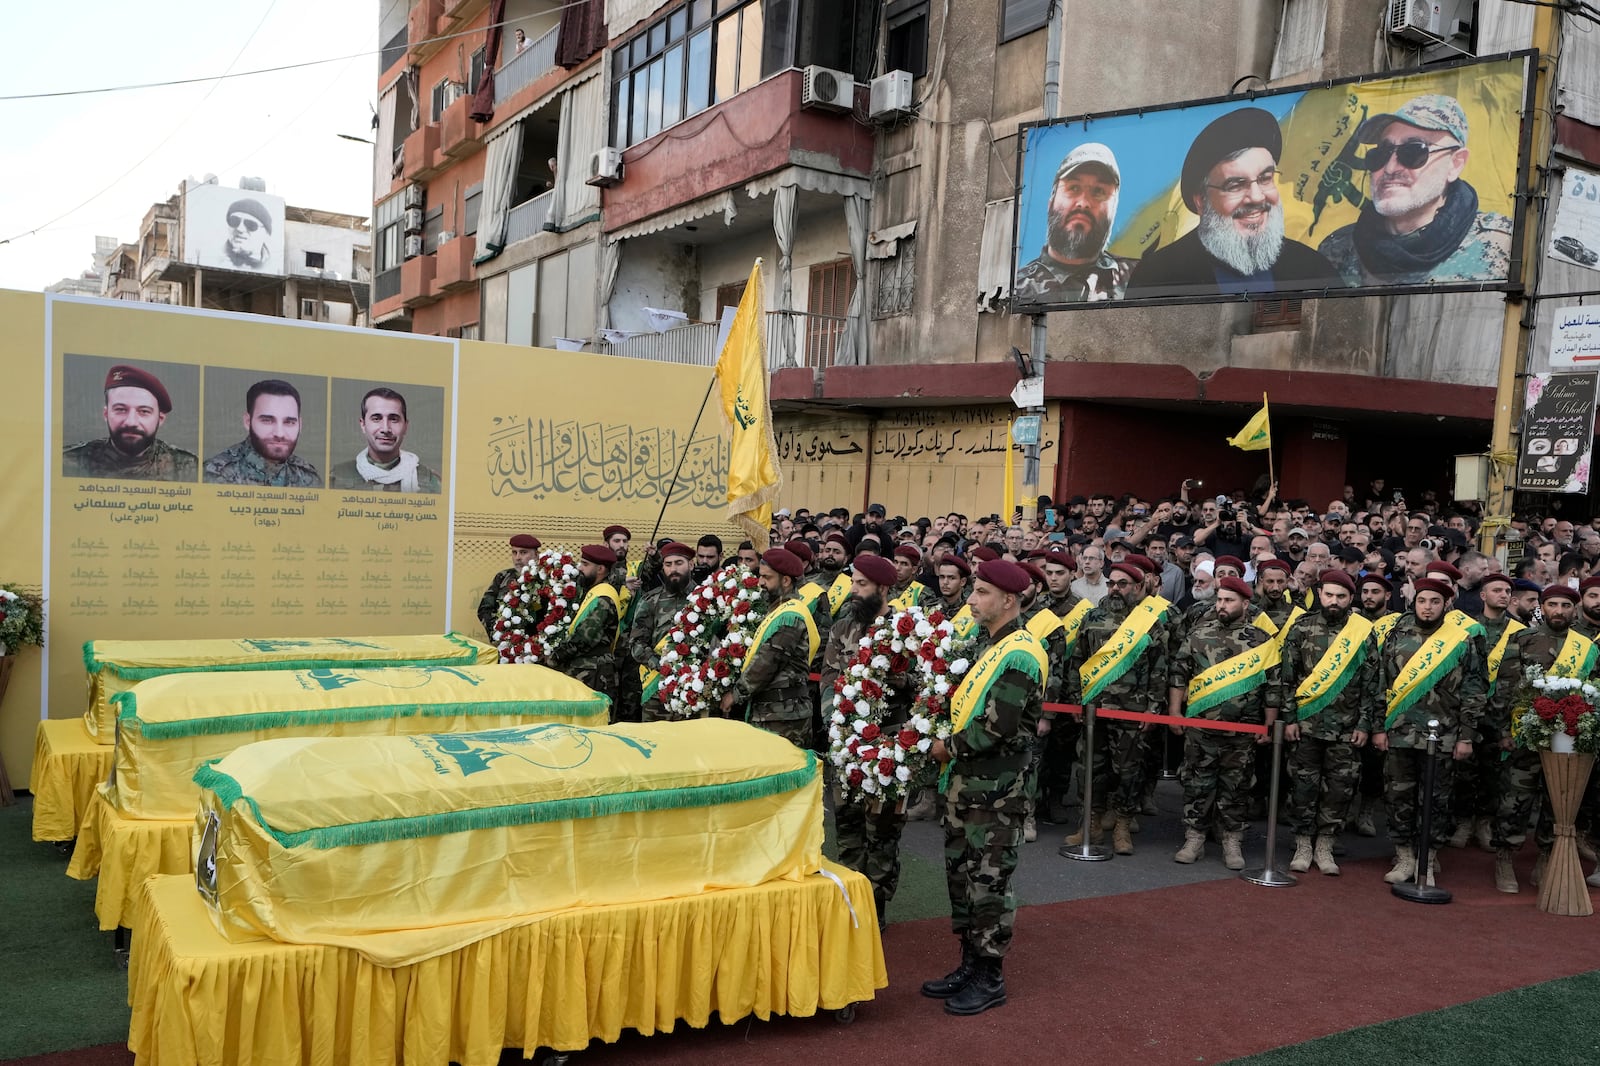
top-left (1383, 748), bottom-right (1455, 849)
top-left (1077, 716), bottom-right (1148, 817)
top-left (750, 715), bottom-right (814, 749)
top-left (1180, 729), bottom-right (1256, 833)
top-left (1452, 742), bottom-right (1503, 822)
top-left (834, 790), bottom-right (908, 918)
top-left (640, 697), bottom-right (668, 723)
top-left (942, 802), bottom-right (1022, 960)
top-left (1491, 747), bottom-right (1553, 851)
top-left (1287, 734), bottom-right (1361, 838)
top-left (612, 661), bottom-right (642, 724)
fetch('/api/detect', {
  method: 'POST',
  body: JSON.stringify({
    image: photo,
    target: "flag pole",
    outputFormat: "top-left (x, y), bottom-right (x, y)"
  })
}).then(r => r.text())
top-left (1263, 392), bottom-right (1274, 492)
top-left (648, 375), bottom-right (717, 547)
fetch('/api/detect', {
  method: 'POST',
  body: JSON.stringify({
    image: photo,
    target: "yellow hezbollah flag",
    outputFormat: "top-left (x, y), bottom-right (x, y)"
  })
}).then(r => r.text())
top-left (1226, 394), bottom-right (1271, 452)
top-left (715, 259), bottom-right (783, 549)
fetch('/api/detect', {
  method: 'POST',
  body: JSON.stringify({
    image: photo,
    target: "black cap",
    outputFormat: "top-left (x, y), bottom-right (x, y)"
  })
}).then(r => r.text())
top-left (867, 502), bottom-right (886, 516)
top-left (1171, 533), bottom-right (1195, 548)
top-left (1181, 107), bottom-right (1282, 211)
top-left (1336, 545), bottom-right (1364, 563)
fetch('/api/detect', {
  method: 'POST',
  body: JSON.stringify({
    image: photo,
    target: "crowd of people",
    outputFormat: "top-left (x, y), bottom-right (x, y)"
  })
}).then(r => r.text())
top-left (477, 477), bottom-right (1600, 1017)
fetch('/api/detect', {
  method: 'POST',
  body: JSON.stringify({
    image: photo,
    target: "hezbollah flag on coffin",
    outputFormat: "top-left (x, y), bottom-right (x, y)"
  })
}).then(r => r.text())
top-left (715, 259), bottom-right (783, 549)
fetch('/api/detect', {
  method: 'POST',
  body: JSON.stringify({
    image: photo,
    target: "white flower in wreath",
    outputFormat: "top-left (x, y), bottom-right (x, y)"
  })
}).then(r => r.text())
top-left (950, 658), bottom-right (970, 674)
top-left (934, 679), bottom-right (950, 696)
top-left (896, 765), bottom-right (912, 782)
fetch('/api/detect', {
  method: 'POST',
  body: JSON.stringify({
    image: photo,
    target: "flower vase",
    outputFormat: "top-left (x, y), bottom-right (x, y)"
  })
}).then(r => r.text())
top-left (1552, 731), bottom-right (1576, 754)
top-left (894, 795), bottom-right (908, 815)
top-left (1537, 750), bottom-right (1596, 917)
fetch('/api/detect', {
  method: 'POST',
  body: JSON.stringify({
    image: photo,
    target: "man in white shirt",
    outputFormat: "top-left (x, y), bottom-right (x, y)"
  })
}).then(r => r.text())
top-left (1070, 545), bottom-right (1108, 606)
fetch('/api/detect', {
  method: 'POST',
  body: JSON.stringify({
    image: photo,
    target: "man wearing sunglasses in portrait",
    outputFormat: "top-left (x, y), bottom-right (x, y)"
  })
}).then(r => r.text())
top-left (222, 197), bottom-right (274, 271)
top-left (1125, 107), bottom-right (1340, 299)
top-left (1317, 94), bottom-right (1512, 286)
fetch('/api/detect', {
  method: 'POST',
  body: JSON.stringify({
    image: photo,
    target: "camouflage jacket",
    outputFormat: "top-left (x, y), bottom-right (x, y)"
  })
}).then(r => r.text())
top-left (1013, 247), bottom-right (1135, 304)
top-left (62, 437), bottom-right (198, 482)
top-left (628, 584), bottom-right (688, 670)
top-left (1317, 201), bottom-right (1512, 286)
top-left (919, 583), bottom-right (969, 617)
top-left (1256, 591), bottom-right (1297, 627)
top-left (1064, 593), bottom-right (1170, 713)
top-left (1572, 615), bottom-right (1600, 642)
top-left (945, 618), bottom-right (1044, 813)
top-left (1278, 609), bottom-right (1381, 739)
top-left (549, 584), bottom-right (620, 696)
top-left (202, 439), bottom-right (322, 487)
top-left (476, 567), bottom-right (518, 637)
top-left (1487, 622), bottom-right (1593, 741)
top-left (1169, 614), bottom-right (1281, 723)
top-left (1376, 613), bottom-right (1488, 749)
top-left (1022, 602), bottom-right (1073, 704)
top-left (1040, 589), bottom-right (1080, 618)
top-left (819, 609), bottom-right (914, 724)
top-left (326, 456), bottom-right (442, 493)
top-left (736, 591), bottom-right (814, 722)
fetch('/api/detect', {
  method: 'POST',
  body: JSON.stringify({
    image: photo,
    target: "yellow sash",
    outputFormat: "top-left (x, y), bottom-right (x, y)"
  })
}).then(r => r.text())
top-left (1485, 619), bottom-right (1526, 689)
top-left (951, 605), bottom-right (978, 639)
top-left (615, 559), bottom-right (642, 618)
top-left (949, 630), bottom-right (1050, 734)
top-left (890, 580), bottom-right (926, 611)
top-left (1551, 628), bottom-right (1599, 679)
top-left (826, 572), bottom-right (853, 615)
top-left (1027, 609), bottom-right (1063, 642)
top-left (1294, 613), bottom-right (1373, 720)
top-left (572, 583), bottom-right (622, 650)
top-left (1253, 612), bottom-right (1279, 637)
top-left (1372, 613), bottom-right (1400, 647)
top-left (1262, 605), bottom-right (1306, 670)
top-left (1029, 600), bottom-right (1091, 653)
top-left (1185, 636), bottom-right (1272, 718)
top-left (640, 632), bottom-right (671, 700)
top-left (1080, 597), bottom-right (1170, 704)
top-left (1384, 611), bottom-right (1482, 728)
top-left (746, 600), bottom-right (821, 667)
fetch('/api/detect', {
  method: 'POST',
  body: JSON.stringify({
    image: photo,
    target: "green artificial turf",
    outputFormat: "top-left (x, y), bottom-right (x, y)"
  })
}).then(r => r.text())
top-left (0, 800), bottom-right (131, 1060)
top-left (1227, 970), bottom-right (1600, 1066)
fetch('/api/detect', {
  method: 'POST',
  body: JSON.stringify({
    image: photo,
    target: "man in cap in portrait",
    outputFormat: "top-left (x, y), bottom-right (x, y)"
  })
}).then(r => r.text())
top-left (63, 364), bottom-right (198, 481)
top-left (1014, 142), bottom-right (1135, 303)
top-left (1317, 94), bottom-right (1512, 285)
top-left (1126, 107), bottom-right (1341, 298)
top-left (223, 197), bottom-right (274, 270)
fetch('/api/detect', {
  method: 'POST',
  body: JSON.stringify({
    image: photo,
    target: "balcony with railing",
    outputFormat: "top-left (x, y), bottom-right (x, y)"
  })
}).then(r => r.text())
top-left (494, 27), bottom-right (559, 107)
top-left (597, 312), bottom-right (852, 369)
top-left (505, 190), bottom-right (554, 246)
top-left (440, 93), bottom-right (486, 158)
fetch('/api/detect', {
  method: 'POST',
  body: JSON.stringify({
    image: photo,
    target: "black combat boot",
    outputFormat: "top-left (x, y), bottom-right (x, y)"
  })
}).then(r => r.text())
top-left (920, 939), bottom-right (975, 998)
top-left (943, 956), bottom-right (1006, 1016)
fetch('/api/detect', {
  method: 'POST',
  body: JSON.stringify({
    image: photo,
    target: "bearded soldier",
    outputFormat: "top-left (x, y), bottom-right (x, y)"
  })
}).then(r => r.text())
top-left (63, 364), bottom-right (198, 481)
top-left (818, 532), bottom-right (856, 620)
top-left (478, 533), bottom-right (539, 640)
top-left (788, 538), bottom-right (834, 639)
top-left (820, 554), bottom-right (911, 928)
top-left (601, 525), bottom-right (645, 722)
top-left (1253, 558), bottom-right (1299, 627)
top-left (547, 544), bottom-right (622, 705)
top-left (1035, 547), bottom-right (1090, 825)
top-left (1573, 574), bottom-right (1600, 641)
top-left (720, 548), bottom-right (821, 747)
top-left (1451, 572), bottom-right (1521, 853)
top-left (1350, 571), bottom-right (1400, 837)
top-left (924, 560), bottom-right (1047, 1017)
top-left (629, 542), bottom-right (696, 721)
top-left (1279, 570), bottom-right (1379, 876)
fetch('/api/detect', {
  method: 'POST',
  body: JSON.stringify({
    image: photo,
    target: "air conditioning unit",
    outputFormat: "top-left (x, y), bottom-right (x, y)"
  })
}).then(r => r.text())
top-left (403, 184), bottom-right (426, 209)
top-left (869, 70), bottom-right (913, 121)
top-left (802, 65), bottom-right (854, 112)
top-left (404, 235), bottom-right (423, 259)
top-left (1387, 0), bottom-right (1443, 43)
top-left (404, 207), bottom-right (424, 234)
top-left (587, 146), bottom-right (623, 187)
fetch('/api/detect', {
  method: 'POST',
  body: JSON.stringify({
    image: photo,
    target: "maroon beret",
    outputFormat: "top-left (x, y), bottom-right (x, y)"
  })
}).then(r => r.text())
top-left (938, 555), bottom-right (971, 577)
top-left (1214, 555), bottom-right (1246, 575)
top-left (508, 533), bottom-right (540, 549)
top-left (1478, 573), bottom-right (1513, 590)
top-left (581, 544), bottom-right (617, 567)
top-left (1025, 548), bottom-right (1050, 560)
top-left (104, 364), bottom-right (172, 413)
top-left (852, 554), bottom-right (897, 588)
top-left (1041, 548), bottom-right (1075, 570)
top-left (1412, 578), bottom-right (1454, 600)
top-left (1541, 583), bottom-right (1578, 604)
top-left (895, 544), bottom-right (922, 563)
top-left (1359, 573), bottom-right (1392, 592)
top-left (784, 539), bottom-right (814, 563)
top-left (1217, 575), bottom-right (1254, 600)
top-left (1425, 561), bottom-right (1461, 581)
top-left (761, 548), bottom-right (804, 578)
top-left (1256, 558), bottom-right (1291, 575)
top-left (602, 525), bottom-right (631, 542)
top-left (1126, 554), bottom-right (1157, 575)
top-left (659, 541), bottom-right (694, 560)
top-left (1579, 574), bottom-right (1600, 592)
top-left (825, 531), bottom-right (850, 547)
top-left (1018, 561), bottom-right (1047, 587)
top-left (1318, 569), bottom-right (1356, 593)
top-left (975, 559), bottom-right (1030, 595)
top-left (1108, 562), bottom-right (1144, 584)
top-left (970, 546), bottom-right (1001, 563)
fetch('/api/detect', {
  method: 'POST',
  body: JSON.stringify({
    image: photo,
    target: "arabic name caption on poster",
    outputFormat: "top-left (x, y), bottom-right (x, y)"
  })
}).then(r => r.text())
top-left (1520, 372), bottom-right (1599, 493)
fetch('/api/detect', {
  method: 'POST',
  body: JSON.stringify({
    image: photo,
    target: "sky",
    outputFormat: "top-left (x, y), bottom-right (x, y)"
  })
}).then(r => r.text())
top-left (0, 1), bottom-right (384, 292)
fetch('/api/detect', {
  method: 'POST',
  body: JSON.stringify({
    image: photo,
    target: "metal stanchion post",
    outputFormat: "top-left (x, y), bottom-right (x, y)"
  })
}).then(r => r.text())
top-left (1060, 705), bottom-right (1111, 861)
top-left (1393, 719), bottom-right (1452, 904)
top-left (1160, 728), bottom-right (1177, 780)
top-left (1242, 720), bottom-right (1296, 887)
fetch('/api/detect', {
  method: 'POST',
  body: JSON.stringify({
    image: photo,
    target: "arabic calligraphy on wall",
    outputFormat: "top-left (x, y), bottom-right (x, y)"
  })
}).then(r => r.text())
top-left (486, 416), bottom-right (729, 508)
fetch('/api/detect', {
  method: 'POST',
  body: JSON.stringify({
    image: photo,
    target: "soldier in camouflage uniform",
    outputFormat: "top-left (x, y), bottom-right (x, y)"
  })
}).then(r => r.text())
top-left (477, 533), bottom-right (539, 640)
top-left (628, 542), bottom-right (694, 721)
top-left (1012, 143), bottom-right (1135, 305)
top-left (920, 555), bottom-right (972, 615)
top-left (1375, 578), bottom-right (1487, 887)
top-left (721, 548), bottom-right (817, 748)
top-left (1317, 95), bottom-right (1511, 287)
top-left (1036, 549), bottom-right (1082, 823)
top-left (547, 544), bottom-right (622, 706)
top-left (1572, 574), bottom-right (1600, 640)
top-left (923, 560), bottom-right (1044, 1017)
top-left (1254, 559), bottom-right (1298, 627)
top-left (1485, 583), bottom-right (1595, 893)
top-left (202, 379), bottom-right (322, 486)
top-left (1279, 570), bottom-right (1379, 875)
top-left (1351, 572), bottom-right (1399, 835)
top-left (1015, 561), bottom-right (1069, 843)
top-left (63, 363), bottom-right (198, 482)
top-left (1063, 561), bottom-right (1170, 854)
top-left (601, 525), bottom-right (645, 723)
top-left (1167, 576), bottom-right (1281, 869)
top-left (820, 554), bottom-right (911, 927)
top-left (1450, 572), bottom-right (1518, 853)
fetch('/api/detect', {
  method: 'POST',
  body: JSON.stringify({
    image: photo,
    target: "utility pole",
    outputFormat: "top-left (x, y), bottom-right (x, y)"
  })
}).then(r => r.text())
top-left (1021, 0), bottom-right (1062, 528)
top-left (1481, 6), bottom-right (1562, 554)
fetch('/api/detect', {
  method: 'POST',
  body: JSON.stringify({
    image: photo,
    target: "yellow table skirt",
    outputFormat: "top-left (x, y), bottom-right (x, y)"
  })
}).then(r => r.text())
top-left (129, 865), bottom-right (887, 1066)
top-left (67, 786), bottom-right (192, 931)
top-left (29, 718), bottom-right (113, 841)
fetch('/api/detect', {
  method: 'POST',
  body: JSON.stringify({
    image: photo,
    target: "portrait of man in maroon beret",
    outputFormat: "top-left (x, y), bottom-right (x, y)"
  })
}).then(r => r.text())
top-left (62, 360), bottom-right (199, 482)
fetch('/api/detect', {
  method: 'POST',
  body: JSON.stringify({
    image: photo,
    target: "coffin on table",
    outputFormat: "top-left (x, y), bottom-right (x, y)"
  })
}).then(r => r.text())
top-left (82, 633), bottom-right (496, 741)
top-left (194, 718), bottom-right (824, 966)
top-left (113, 664), bottom-right (608, 820)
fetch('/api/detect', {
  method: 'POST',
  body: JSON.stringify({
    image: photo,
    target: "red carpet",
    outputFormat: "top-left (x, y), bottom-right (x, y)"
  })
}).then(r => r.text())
top-left (9, 848), bottom-right (1594, 1066)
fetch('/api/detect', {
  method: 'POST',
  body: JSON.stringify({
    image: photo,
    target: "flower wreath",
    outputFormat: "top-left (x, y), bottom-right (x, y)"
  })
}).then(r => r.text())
top-left (827, 610), bottom-right (911, 803)
top-left (657, 564), bottom-right (768, 720)
top-left (904, 607), bottom-right (977, 788)
top-left (1515, 664), bottom-right (1600, 754)
top-left (492, 548), bottom-right (583, 665)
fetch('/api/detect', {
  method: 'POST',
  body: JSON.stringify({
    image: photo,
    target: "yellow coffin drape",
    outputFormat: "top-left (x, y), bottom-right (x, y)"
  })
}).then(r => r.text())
top-left (67, 786), bottom-right (191, 931)
top-left (114, 663), bottom-right (607, 820)
top-left (196, 719), bottom-right (824, 965)
top-left (29, 718), bottom-right (113, 842)
top-left (82, 632), bottom-right (497, 741)
top-left (129, 866), bottom-right (886, 1066)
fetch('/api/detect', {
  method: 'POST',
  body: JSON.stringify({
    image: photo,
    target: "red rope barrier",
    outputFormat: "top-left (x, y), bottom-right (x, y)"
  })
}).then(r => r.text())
top-left (1044, 703), bottom-right (1269, 736)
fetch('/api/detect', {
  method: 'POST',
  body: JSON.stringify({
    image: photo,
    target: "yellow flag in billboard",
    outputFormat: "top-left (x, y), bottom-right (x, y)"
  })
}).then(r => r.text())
top-left (1227, 394), bottom-right (1272, 452)
top-left (715, 259), bottom-right (782, 548)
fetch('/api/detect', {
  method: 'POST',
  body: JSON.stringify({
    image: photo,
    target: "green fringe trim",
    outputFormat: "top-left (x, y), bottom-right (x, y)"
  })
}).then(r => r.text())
top-left (1186, 670), bottom-right (1266, 718)
top-left (121, 694), bottom-right (611, 739)
top-left (1384, 638), bottom-right (1472, 728)
top-left (195, 749), bottom-right (819, 851)
top-left (1082, 634), bottom-right (1150, 705)
top-left (88, 632), bottom-right (485, 681)
top-left (1294, 641), bottom-right (1369, 722)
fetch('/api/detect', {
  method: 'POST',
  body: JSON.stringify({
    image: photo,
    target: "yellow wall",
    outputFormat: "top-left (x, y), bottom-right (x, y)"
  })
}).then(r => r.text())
top-left (0, 292), bottom-right (45, 790)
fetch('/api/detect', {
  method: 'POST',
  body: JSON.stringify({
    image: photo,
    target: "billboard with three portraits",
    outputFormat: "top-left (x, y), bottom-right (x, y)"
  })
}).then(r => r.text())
top-left (1011, 53), bottom-right (1534, 310)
